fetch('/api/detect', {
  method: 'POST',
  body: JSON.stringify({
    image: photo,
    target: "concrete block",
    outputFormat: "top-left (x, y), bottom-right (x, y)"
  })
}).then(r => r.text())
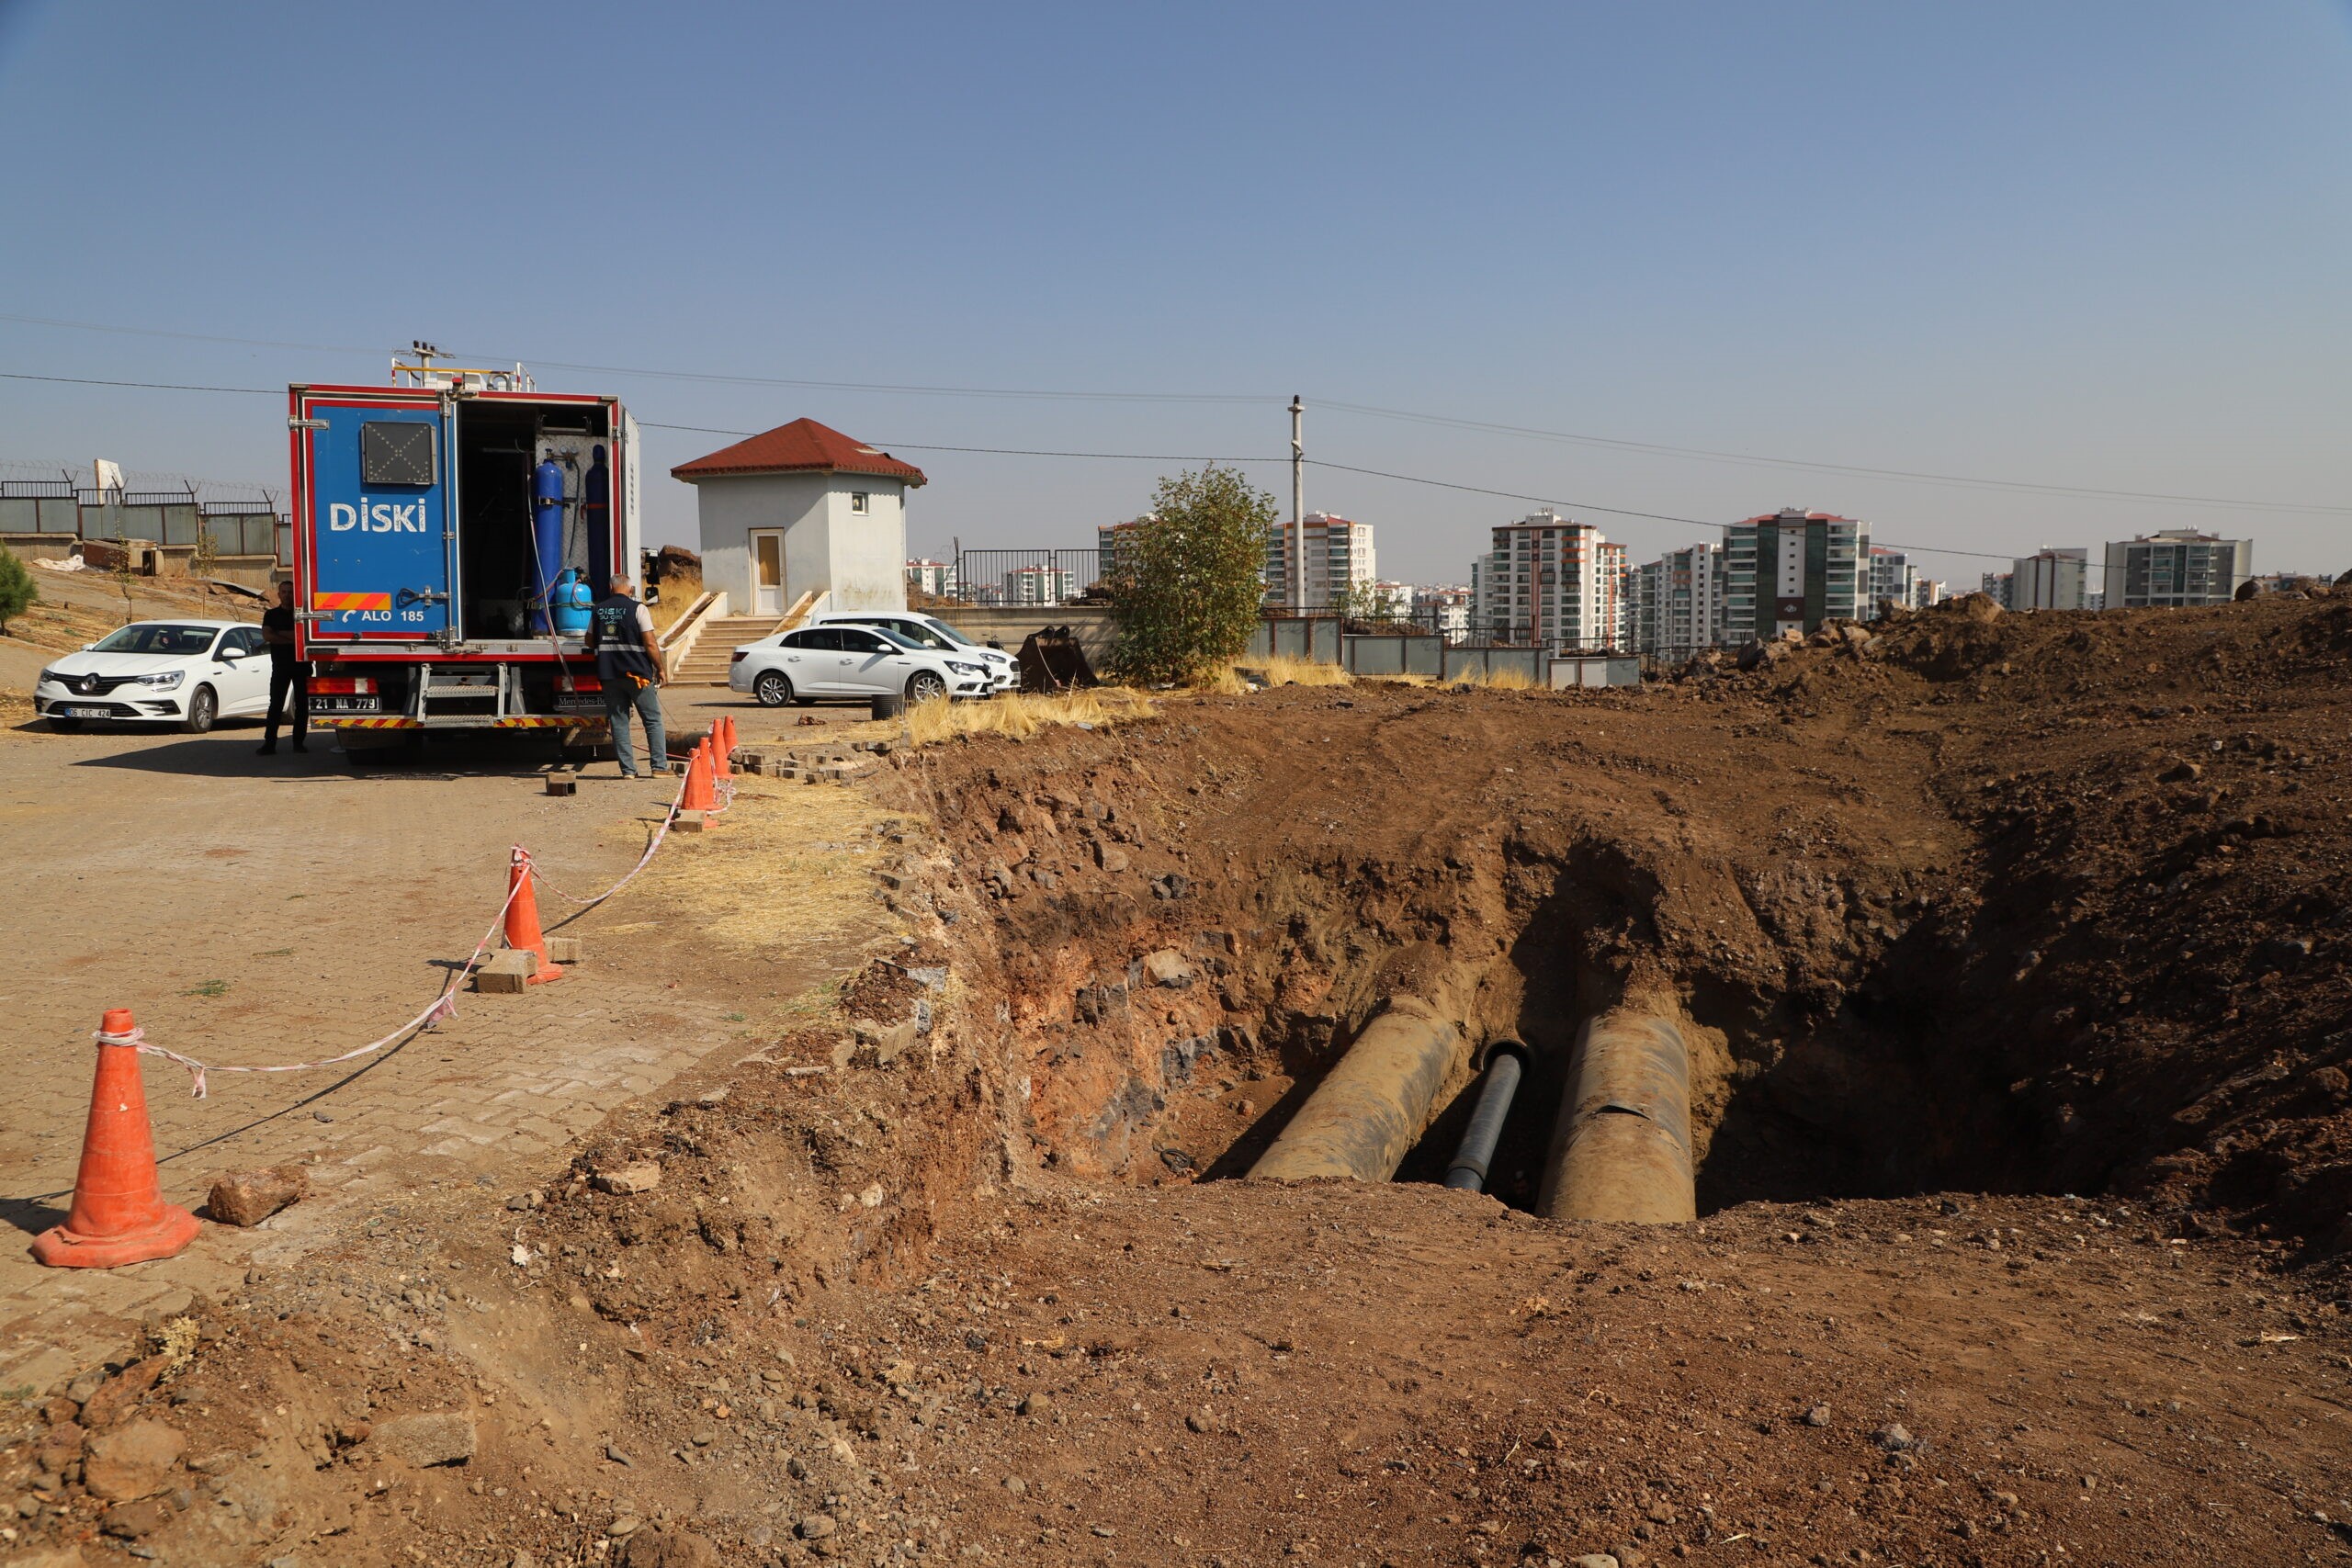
top-left (545, 776), bottom-right (577, 796)
top-left (476, 950), bottom-right (538, 994)
top-left (675, 810), bottom-right (708, 831)
top-left (546, 937), bottom-right (584, 964)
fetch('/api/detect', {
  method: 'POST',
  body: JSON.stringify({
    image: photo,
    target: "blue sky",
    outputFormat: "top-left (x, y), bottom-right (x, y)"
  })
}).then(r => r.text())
top-left (4, 2), bottom-right (2348, 584)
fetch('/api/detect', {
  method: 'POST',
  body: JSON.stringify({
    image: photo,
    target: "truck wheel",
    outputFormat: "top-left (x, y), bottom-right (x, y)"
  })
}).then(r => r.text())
top-left (181, 685), bottom-right (218, 734)
top-left (906, 670), bottom-right (947, 704)
top-left (754, 670), bottom-right (794, 707)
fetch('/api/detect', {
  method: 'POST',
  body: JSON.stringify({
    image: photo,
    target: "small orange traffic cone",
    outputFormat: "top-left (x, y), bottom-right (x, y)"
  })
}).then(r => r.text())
top-left (720, 714), bottom-right (738, 758)
top-left (504, 848), bottom-right (565, 985)
top-left (709, 720), bottom-right (732, 784)
top-left (32, 1010), bottom-right (200, 1269)
top-left (680, 739), bottom-right (716, 813)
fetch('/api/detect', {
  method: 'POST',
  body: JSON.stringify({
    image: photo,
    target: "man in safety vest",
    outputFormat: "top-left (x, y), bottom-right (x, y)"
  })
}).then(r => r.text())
top-left (583, 575), bottom-right (667, 778)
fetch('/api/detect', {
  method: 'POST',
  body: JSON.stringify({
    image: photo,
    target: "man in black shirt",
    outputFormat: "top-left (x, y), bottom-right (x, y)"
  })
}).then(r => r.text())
top-left (257, 581), bottom-right (307, 755)
top-left (583, 575), bottom-right (667, 777)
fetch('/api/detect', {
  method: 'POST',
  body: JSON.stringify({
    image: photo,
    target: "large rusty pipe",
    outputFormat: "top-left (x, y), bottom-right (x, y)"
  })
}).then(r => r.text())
top-left (1536, 1011), bottom-right (1695, 1224)
top-left (1249, 998), bottom-right (1464, 1182)
top-left (1442, 1040), bottom-right (1528, 1193)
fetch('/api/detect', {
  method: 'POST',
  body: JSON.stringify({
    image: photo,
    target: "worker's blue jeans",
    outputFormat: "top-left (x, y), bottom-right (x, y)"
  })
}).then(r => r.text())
top-left (604, 682), bottom-right (666, 778)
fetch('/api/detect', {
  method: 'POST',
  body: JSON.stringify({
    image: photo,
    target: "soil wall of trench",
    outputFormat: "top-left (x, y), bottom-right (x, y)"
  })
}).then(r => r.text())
top-left (897, 594), bottom-right (2352, 1260)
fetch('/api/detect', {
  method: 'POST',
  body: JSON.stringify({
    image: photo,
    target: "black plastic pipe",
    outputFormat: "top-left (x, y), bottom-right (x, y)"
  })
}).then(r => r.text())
top-left (1442, 1041), bottom-right (1529, 1193)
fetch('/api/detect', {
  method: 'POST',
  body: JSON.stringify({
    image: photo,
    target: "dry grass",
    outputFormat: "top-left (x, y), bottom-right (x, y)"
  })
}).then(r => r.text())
top-left (626, 781), bottom-right (910, 958)
top-left (1238, 654), bottom-right (1354, 688)
top-left (1447, 662), bottom-right (1543, 690)
top-left (649, 568), bottom-right (707, 639)
top-left (904, 687), bottom-right (1157, 745)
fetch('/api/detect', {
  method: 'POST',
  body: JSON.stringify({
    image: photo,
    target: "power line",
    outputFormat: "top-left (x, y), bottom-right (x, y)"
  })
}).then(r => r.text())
top-left (0, 313), bottom-right (1270, 406)
top-left (1317, 400), bottom-right (2352, 517)
top-left (1306, 457), bottom-right (2039, 564)
top-left (0, 366), bottom-right (2234, 567)
top-left (511, 359), bottom-right (1266, 405)
top-left (1307, 457), bottom-right (1713, 527)
top-left (7, 309), bottom-right (2345, 513)
top-left (1, 370), bottom-right (277, 395)
top-left (639, 420), bottom-right (1281, 464)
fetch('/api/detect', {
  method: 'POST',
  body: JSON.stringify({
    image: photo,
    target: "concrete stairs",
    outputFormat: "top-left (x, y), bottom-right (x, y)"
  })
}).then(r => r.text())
top-left (672, 616), bottom-right (783, 685)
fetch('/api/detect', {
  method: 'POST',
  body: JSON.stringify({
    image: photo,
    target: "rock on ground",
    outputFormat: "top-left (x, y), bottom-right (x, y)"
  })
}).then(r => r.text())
top-left (366, 1411), bottom-right (477, 1468)
top-left (593, 1160), bottom-right (663, 1195)
top-left (619, 1528), bottom-right (721, 1567)
top-left (82, 1418), bottom-right (186, 1501)
top-left (207, 1163), bottom-right (310, 1226)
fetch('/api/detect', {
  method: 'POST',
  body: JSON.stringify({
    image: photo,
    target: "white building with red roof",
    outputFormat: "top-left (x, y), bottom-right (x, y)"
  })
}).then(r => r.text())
top-left (672, 418), bottom-right (928, 617)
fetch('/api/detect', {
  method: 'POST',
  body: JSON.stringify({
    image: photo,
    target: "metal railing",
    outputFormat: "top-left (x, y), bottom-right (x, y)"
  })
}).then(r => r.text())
top-left (944, 548), bottom-right (1105, 607)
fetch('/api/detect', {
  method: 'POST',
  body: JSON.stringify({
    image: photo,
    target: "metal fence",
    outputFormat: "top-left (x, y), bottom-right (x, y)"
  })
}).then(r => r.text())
top-left (945, 548), bottom-right (1105, 607)
top-left (0, 478), bottom-right (286, 559)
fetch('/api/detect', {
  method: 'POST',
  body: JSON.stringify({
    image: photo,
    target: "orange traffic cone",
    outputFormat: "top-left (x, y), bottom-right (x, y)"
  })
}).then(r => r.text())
top-left (503, 848), bottom-right (566, 985)
top-left (680, 739), bottom-right (716, 813)
top-left (32, 1010), bottom-right (201, 1269)
top-left (720, 714), bottom-right (738, 758)
top-left (709, 720), bottom-right (732, 784)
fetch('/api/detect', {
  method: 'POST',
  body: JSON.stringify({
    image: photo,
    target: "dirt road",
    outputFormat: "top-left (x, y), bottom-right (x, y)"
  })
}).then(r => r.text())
top-left (0, 682), bottom-right (873, 1398)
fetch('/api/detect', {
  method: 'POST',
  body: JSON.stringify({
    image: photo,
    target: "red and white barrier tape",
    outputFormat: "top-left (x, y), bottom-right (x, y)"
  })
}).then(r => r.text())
top-left (534, 765), bottom-right (696, 907)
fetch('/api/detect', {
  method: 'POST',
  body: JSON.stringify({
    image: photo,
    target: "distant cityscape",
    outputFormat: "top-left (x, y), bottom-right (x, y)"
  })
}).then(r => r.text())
top-left (908, 514), bottom-right (2268, 654)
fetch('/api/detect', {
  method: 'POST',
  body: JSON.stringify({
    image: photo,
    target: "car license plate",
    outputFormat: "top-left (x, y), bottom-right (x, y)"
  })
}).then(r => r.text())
top-left (61, 706), bottom-right (110, 718)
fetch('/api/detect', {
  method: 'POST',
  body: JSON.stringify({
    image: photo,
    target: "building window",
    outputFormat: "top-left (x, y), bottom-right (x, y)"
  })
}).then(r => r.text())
top-left (850, 492), bottom-right (870, 514)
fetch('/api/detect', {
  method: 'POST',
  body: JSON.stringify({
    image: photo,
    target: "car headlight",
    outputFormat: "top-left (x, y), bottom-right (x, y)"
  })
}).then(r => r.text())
top-left (37, 667), bottom-right (58, 685)
top-left (945, 660), bottom-right (986, 675)
top-left (134, 671), bottom-right (185, 690)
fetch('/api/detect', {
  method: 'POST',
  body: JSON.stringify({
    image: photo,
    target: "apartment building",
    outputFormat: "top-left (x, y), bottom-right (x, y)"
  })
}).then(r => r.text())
top-left (904, 558), bottom-right (956, 598)
top-left (1003, 563), bottom-right (1075, 606)
top-left (1722, 509), bottom-right (1871, 641)
top-left (1264, 511), bottom-right (1377, 610)
top-left (1096, 518), bottom-right (1147, 585)
top-left (2102, 530), bottom-right (2252, 608)
top-left (1868, 547), bottom-right (1917, 617)
top-left (2011, 547), bottom-right (2088, 611)
top-left (1477, 510), bottom-right (1629, 650)
top-left (1412, 584), bottom-right (1473, 642)
top-left (1634, 542), bottom-right (1725, 653)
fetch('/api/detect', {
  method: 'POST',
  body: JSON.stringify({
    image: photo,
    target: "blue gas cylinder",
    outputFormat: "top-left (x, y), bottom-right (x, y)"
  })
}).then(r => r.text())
top-left (531, 456), bottom-right (566, 629)
top-left (551, 569), bottom-right (594, 636)
top-left (582, 444), bottom-right (612, 593)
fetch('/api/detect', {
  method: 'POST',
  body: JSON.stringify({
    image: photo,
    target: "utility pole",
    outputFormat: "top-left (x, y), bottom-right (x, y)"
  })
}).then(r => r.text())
top-left (1289, 395), bottom-right (1305, 614)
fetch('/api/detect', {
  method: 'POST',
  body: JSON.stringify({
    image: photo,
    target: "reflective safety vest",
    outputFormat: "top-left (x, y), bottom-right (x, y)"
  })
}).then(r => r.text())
top-left (589, 594), bottom-right (661, 688)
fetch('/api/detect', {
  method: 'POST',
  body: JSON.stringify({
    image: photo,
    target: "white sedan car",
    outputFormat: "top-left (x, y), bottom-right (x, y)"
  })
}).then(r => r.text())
top-left (808, 611), bottom-right (1020, 694)
top-left (35, 618), bottom-right (274, 733)
top-left (729, 624), bottom-right (993, 707)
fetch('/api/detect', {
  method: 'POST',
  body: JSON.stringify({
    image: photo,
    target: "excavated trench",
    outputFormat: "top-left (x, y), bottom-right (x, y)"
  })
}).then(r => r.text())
top-left (922, 740), bottom-right (2072, 1224)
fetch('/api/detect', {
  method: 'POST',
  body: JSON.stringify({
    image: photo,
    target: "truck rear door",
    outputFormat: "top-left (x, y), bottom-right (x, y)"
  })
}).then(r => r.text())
top-left (295, 390), bottom-right (454, 643)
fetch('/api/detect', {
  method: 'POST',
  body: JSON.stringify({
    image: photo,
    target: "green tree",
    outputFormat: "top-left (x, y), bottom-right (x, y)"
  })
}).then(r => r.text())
top-left (1107, 466), bottom-right (1277, 684)
top-left (0, 547), bottom-right (35, 637)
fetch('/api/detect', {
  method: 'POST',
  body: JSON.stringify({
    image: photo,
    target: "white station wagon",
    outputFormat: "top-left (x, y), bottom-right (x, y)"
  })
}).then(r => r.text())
top-left (729, 624), bottom-right (993, 707)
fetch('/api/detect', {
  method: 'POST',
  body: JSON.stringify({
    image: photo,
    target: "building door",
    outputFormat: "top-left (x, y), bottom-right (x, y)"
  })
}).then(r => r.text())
top-left (750, 529), bottom-right (785, 615)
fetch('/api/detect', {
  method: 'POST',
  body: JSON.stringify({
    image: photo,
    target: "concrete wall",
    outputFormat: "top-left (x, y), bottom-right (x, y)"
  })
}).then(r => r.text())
top-left (825, 487), bottom-right (907, 612)
top-left (693, 472), bottom-right (909, 615)
top-left (936, 605), bottom-right (1118, 669)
